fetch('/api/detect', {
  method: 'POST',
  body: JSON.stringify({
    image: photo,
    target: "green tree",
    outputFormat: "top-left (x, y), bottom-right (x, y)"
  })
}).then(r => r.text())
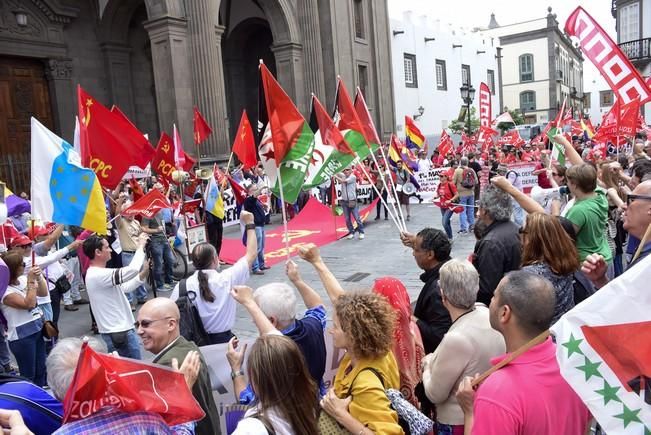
top-left (447, 106), bottom-right (481, 135)
top-left (497, 109), bottom-right (525, 133)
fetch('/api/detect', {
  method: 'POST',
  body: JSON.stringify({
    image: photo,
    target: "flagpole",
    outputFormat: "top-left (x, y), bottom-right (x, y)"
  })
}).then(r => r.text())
top-left (377, 143), bottom-right (408, 230)
top-left (353, 159), bottom-right (404, 233)
top-left (224, 152), bottom-right (234, 174)
top-left (367, 139), bottom-right (405, 231)
top-left (274, 165), bottom-right (291, 261)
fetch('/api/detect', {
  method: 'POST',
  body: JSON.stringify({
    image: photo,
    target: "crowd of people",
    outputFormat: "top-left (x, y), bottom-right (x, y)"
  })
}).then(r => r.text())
top-left (0, 127), bottom-right (649, 434)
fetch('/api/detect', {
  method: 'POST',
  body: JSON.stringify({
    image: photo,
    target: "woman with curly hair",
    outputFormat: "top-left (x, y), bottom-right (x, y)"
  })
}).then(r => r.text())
top-left (521, 212), bottom-right (580, 323)
top-left (321, 291), bottom-right (403, 434)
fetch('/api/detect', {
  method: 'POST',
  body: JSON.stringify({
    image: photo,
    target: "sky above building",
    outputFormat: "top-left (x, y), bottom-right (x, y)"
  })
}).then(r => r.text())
top-left (388, 0), bottom-right (615, 86)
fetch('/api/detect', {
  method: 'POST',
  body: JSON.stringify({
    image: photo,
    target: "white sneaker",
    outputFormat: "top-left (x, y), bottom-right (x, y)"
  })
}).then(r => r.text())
top-left (346, 234), bottom-right (354, 240)
top-left (359, 233), bottom-right (365, 240)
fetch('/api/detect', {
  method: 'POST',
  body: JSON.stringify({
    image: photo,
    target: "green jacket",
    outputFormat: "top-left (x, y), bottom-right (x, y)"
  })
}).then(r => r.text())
top-left (153, 336), bottom-right (220, 435)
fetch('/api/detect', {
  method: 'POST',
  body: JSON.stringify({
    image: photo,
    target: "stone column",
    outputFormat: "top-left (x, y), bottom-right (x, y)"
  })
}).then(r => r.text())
top-left (272, 42), bottom-right (307, 115)
top-left (185, 0), bottom-right (230, 162)
top-left (144, 16), bottom-right (194, 149)
top-left (100, 42), bottom-right (136, 119)
top-left (44, 58), bottom-right (75, 141)
top-left (296, 0), bottom-right (325, 103)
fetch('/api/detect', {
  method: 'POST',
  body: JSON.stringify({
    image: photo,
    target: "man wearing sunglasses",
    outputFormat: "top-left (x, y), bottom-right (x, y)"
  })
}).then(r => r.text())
top-left (582, 180), bottom-right (651, 288)
top-left (137, 298), bottom-right (219, 435)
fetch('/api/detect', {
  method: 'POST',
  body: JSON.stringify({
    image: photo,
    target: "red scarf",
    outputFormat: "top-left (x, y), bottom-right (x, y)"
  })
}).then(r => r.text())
top-left (373, 277), bottom-right (425, 407)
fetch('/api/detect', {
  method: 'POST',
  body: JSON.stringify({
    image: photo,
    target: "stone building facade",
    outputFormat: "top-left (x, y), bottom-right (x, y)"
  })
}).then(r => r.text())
top-left (0, 0), bottom-right (395, 193)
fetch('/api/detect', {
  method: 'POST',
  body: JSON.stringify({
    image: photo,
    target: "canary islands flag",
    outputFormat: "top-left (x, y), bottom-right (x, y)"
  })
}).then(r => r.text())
top-left (30, 118), bottom-right (107, 234)
top-left (204, 165), bottom-right (224, 219)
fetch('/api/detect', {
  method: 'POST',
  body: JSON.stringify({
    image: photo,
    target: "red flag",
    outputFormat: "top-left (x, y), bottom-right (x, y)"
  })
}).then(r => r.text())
top-left (193, 107), bottom-right (212, 145)
top-left (498, 130), bottom-right (526, 148)
top-left (566, 7), bottom-right (651, 104)
top-left (128, 176), bottom-right (144, 201)
top-left (477, 126), bottom-right (498, 151)
top-left (437, 131), bottom-right (454, 157)
top-left (479, 82), bottom-right (492, 128)
top-left (62, 342), bottom-right (204, 426)
top-left (353, 88), bottom-right (382, 146)
top-left (121, 188), bottom-right (172, 218)
top-left (109, 106), bottom-right (155, 169)
top-left (226, 174), bottom-right (247, 206)
top-left (334, 78), bottom-right (367, 145)
top-left (151, 132), bottom-right (176, 184)
top-left (259, 63), bottom-right (306, 164)
top-left (232, 110), bottom-right (258, 169)
top-left (78, 86), bottom-right (155, 189)
top-left (312, 96), bottom-right (355, 156)
top-left (181, 198), bottom-right (202, 214)
top-left (618, 97), bottom-right (640, 137)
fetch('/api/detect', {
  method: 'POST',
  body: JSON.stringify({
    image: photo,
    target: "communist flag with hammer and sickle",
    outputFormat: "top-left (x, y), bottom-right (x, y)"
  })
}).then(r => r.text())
top-left (77, 85), bottom-right (155, 189)
top-left (232, 110), bottom-right (257, 170)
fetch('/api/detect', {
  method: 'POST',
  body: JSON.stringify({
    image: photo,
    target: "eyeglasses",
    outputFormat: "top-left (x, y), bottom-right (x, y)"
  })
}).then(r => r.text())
top-left (134, 317), bottom-right (173, 329)
top-left (626, 194), bottom-right (651, 206)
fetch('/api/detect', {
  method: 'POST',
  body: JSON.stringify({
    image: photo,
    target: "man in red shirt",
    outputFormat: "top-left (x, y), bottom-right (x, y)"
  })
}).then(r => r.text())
top-left (456, 271), bottom-right (590, 435)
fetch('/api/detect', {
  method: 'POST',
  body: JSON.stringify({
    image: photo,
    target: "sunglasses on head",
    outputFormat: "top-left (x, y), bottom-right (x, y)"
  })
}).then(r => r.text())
top-left (626, 194), bottom-right (651, 206)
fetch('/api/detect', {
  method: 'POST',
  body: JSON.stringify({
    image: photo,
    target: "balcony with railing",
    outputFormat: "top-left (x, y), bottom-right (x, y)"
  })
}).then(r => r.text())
top-left (619, 37), bottom-right (651, 63)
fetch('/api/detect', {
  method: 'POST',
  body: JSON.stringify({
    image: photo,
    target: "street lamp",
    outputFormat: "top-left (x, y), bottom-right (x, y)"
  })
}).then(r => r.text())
top-left (460, 84), bottom-right (476, 134)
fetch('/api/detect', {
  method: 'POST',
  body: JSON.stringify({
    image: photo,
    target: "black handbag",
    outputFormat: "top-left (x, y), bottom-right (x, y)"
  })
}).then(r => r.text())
top-left (48, 276), bottom-right (71, 293)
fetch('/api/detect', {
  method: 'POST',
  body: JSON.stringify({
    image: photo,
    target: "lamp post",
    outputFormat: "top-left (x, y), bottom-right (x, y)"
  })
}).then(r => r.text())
top-left (460, 84), bottom-right (476, 135)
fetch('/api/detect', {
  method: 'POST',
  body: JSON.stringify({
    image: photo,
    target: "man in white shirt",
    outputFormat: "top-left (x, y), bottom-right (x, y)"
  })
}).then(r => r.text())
top-left (83, 232), bottom-right (149, 359)
top-left (418, 150), bottom-right (432, 173)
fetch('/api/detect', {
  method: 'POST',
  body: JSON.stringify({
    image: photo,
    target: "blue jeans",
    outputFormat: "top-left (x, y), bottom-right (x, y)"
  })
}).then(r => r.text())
top-left (440, 208), bottom-right (453, 239)
top-left (122, 251), bottom-right (148, 302)
top-left (9, 331), bottom-right (47, 386)
top-left (252, 226), bottom-right (266, 271)
top-left (458, 195), bottom-right (475, 231)
top-left (512, 201), bottom-right (525, 227)
top-left (342, 203), bottom-right (364, 234)
top-left (101, 329), bottom-right (141, 360)
top-left (150, 238), bottom-right (174, 288)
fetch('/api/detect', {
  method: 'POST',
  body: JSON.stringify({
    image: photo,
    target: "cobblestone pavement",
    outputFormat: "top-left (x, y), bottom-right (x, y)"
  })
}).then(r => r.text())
top-left (58, 203), bottom-right (476, 357)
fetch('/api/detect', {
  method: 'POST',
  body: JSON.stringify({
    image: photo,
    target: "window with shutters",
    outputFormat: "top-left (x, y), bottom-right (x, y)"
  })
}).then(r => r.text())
top-left (520, 91), bottom-right (536, 111)
top-left (435, 59), bottom-right (447, 90)
top-left (618, 2), bottom-right (639, 43)
top-left (404, 54), bottom-right (417, 88)
top-left (487, 69), bottom-right (495, 95)
top-left (461, 64), bottom-right (471, 86)
top-left (519, 54), bottom-right (534, 82)
top-left (353, 0), bottom-right (366, 39)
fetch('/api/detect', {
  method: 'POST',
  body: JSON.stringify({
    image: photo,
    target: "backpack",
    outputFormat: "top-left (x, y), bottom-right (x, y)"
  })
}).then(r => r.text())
top-left (176, 279), bottom-right (210, 347)
top-left (460, 168), bottom-right (476, 189)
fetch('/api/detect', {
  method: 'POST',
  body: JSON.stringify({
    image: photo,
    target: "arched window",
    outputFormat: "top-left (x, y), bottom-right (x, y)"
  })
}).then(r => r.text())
top-left (519, 54), bottom-right (534, 82)
top-left (520, 91), bottom-right (536, 111)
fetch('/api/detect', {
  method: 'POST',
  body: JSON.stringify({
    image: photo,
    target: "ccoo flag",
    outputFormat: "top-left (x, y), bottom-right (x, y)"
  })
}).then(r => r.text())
top-left (30, 118), bottom-right (106, 234)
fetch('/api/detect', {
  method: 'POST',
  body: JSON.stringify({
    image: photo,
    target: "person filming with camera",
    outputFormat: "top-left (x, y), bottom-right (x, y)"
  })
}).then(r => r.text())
top-left (83, 232), bottom-right (150, 359)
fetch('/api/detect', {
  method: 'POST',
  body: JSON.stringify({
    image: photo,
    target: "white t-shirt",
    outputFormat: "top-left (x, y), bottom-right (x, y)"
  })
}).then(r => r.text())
top-left (170, 257), bottom-right (250, 334)
top-left (23, 247), bottom-right (69, 305)
top-left (232, 407), bottom-right (295, 435)
top-left (418, 158), bottom-right (432, 172)
top-left (85, 249), bottom-right (146, 334)
top-left (1, 276), bottom-right (44, 341)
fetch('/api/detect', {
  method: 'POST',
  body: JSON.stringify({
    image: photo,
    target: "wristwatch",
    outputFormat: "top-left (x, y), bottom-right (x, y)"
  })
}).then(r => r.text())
top-left (244, 223), bottom-right (255, 231)
top-left (231, 369), bottom-right (245, 380)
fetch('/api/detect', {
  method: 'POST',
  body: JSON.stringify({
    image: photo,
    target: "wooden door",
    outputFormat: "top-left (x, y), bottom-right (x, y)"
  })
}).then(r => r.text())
top-left (0, 56), bottom-right (53, 195)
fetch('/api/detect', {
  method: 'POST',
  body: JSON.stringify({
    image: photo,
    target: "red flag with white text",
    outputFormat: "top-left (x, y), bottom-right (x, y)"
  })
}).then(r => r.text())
top-left (479, 83), bottom-right (492, 128)
top-left (62, 342), bottom-right (204, 426)
top-left (437, 131), bottom-right (454, 157)
top-left (565, 7), bottom-right (651, 104)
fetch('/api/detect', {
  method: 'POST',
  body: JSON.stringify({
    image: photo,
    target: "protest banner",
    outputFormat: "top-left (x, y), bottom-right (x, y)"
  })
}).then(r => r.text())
top-left (222, 188), bottom-right (241, 228)
top-left (200, 332), bottom-right (345, 434)
top-left (123, 164), bottom-right (151, 180)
